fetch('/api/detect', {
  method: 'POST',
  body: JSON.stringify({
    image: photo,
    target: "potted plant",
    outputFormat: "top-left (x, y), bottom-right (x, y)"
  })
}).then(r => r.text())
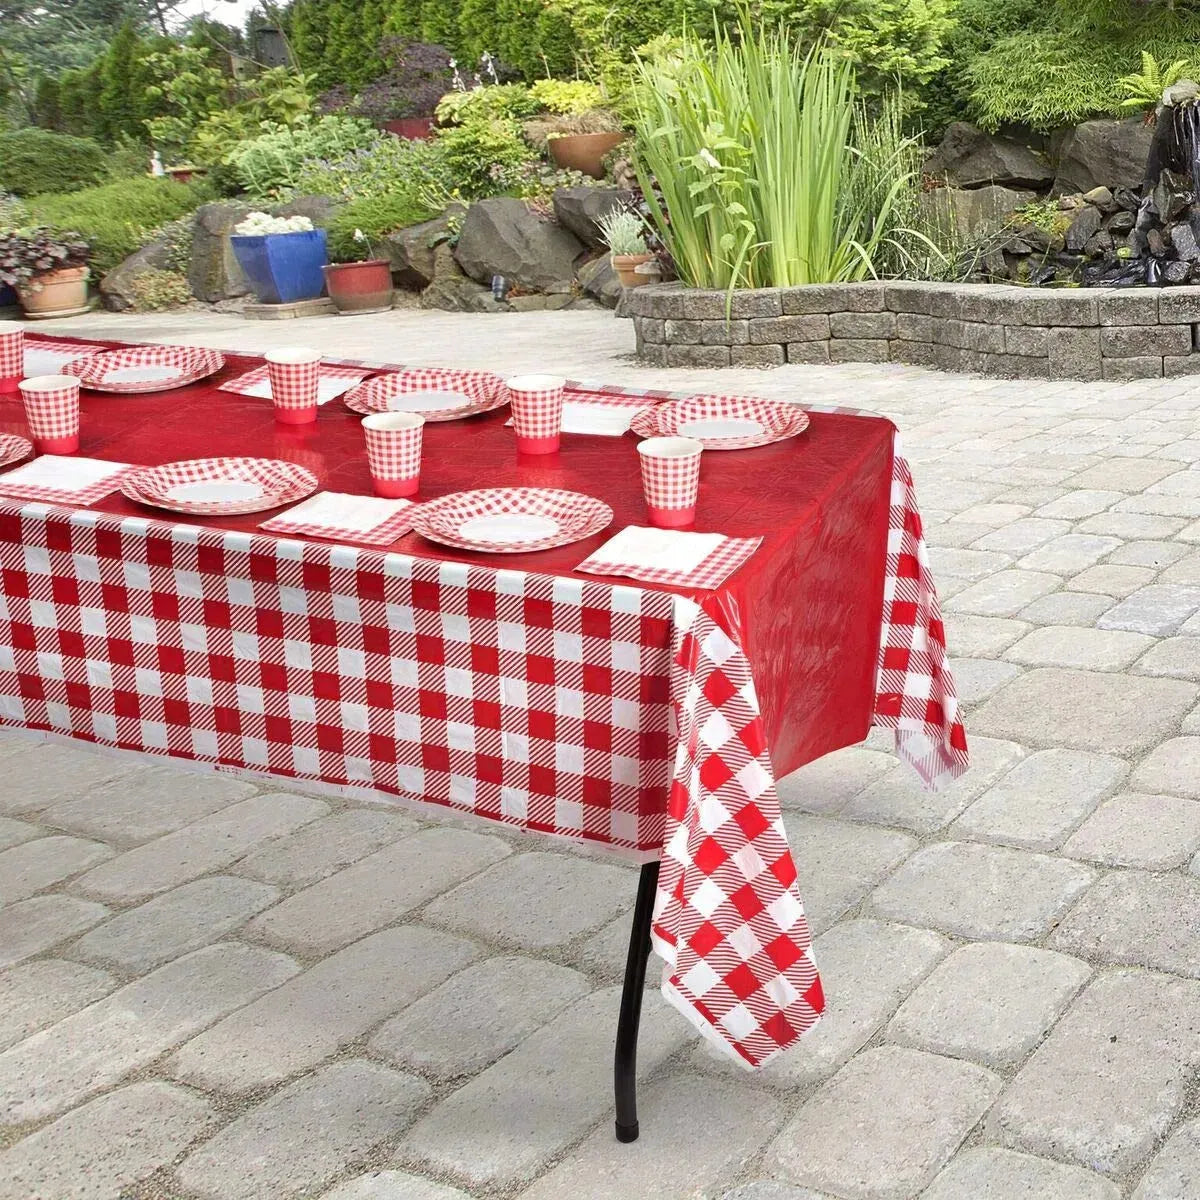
top-left (523, 80), bottom-right (627, 180)
top-left (230, 212), bottom-right (329, 305)
top-left (322, 228), bottom-right (393, 315)
top-left (597, 210), bottom-right (655, 287)
top-left (0, 228), bottom-right (91, 318)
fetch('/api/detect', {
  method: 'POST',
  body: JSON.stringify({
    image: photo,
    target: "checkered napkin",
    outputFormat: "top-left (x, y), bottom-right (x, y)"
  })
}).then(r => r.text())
top-left (220, 363), bottom-right (370, 405)
top-left (577, 526), bottom-right (762, 590)
top-left (0, 456), bottom-right (134, 505)
top-left (21, 340), bottom-right (95, 378)
top-left (258, 491), bottom-right (416, 547)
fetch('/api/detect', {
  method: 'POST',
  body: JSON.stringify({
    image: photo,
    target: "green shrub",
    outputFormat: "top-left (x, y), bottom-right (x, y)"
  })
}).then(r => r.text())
top-left (436, 118), bottom-right (538, 198)
top-left (0, 193), bottom-right (29, 233)
top-left (291, 135), bottom-right (456, 207)
top-left (26, 177), bottom-right (215, 276)
top-left (0, 128), bottom-right (107, 197)
top-left (435, 84), bottom-right (539, 126)
top-left (225, 116), bottom-right (383, 198)
top-left (528, 79), bottom-right (603, 114)
top-left (326, 191), bottom-right (440, 261)
top-left (124, 269), bottom-right (194, 311)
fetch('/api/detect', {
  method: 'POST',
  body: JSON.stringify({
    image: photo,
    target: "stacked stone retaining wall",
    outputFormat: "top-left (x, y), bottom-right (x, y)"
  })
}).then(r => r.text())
top-left (626, 281), bottom-right (1200, 379)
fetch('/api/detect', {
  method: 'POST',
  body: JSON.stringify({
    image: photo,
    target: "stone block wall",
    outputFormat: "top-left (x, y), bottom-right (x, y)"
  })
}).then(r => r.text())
top-left (626, 281), bottom-right (1200, 379)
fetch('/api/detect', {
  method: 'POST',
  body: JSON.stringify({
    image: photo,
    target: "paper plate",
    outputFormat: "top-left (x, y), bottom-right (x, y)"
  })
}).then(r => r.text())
top-left (630, 394), bottom-right (809, 450)
top-left (64, 346), bottom-right (226, 394)
top-left (411, 487), bottom-right (612, 553)
top-left (0, 434), bottom-right (34, 470)
top-left (121, 457), bottom-right (319, 515)
top-left (343, 368), bottom-right (508, 421)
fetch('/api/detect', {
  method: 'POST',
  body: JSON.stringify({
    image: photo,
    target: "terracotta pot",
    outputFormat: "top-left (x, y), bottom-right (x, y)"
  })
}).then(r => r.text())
top-left (549, 132), bottom-right (627, 180)
top-left (166, 166), bottom-right (204, 184)
top-left (18, 266), bottom-right (90, 317)
top-left (381, 118), bottom-right (436, 141)
top-left (611, 253), bottom-right (656, 288)
top-left (323, 260), bottom-right (394, 314)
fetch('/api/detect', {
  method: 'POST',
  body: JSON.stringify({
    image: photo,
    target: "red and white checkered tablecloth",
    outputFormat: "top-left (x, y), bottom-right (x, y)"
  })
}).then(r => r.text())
top-left (0, 343), bottom-right (967, 1068)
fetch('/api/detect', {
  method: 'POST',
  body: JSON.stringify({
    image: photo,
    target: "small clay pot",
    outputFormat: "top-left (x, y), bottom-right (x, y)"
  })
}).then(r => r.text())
top-left (549, 132), bottom-right (627, 180)
top-left (611, 253), bottom-right (656, 288)
top-left (323, 260), bottom-right (394, 314)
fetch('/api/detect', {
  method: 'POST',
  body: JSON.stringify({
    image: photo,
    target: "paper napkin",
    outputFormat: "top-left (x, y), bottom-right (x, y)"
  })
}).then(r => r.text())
top-left (0, 455), bottom-right (134, 504)
top-left (576, 525), bottom-right (763, 589)
top-left (221, 365), bottom-right (370, 406)
top-left (259, 490), bottom-right (416, 546)
top-left (22, 341), bottom-right (95, 377)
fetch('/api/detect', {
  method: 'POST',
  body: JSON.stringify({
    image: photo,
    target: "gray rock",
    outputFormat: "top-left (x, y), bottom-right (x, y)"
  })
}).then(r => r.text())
top-left (99, 238), bottom-right (174, 312)
top-left (1054, 118), bottom-right (1154, 194)
top-left (187, 202), bottom-right (253, 304)
top-left (272, 193), bottom-right (339, 227)
top-left (1082, 185), bottom-right (1115, 210)
top-left (922, 186), bottom-right (1036, 242)
top-left (385, 208), bottom-right (462, 289)
top-left (1065, 206), bottom-right (1103, 252)
top-left (420, 243), bottom-right (506, 312)
top-left (924, 122), bottom-right (1054, 190)
top-left (577, 255), bottom-right (621, 308)
top-left (454, 197), bottom-right (585, 292)
top-left (1171, 221), bottom-right (1200, 261)
top-left (551, 186), bottom-right (631, 247)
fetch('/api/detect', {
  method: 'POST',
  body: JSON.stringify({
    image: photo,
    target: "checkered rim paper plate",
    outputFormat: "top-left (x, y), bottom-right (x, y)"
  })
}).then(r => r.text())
top-left (121, 457), bottom-right (320, 516)
top-left (64, 346), bottom-right (226, 394)
top-left (630, 394), bottom-right (810, 450)
top-left (0, 434), bottom-right (34, 471)
top-left (343, 368), bottom-right (508, 421)
top-left (411, 487), bottom-right (612, 553)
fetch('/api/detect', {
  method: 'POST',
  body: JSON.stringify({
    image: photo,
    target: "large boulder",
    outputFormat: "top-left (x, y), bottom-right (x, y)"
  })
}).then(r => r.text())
top-left (454, 197), bottom-right (585, 292)
top-left (552, 186), bottom-right (632, 248)
top-left (924, 122), bottom-right (1054, 191)
top-left (922, 185), bottom-right (1035, 241)
top-left (1053, 118), bottom-right (1154, 195)
top-left (99, 238), bottom-right (173, 312)
top-left (385, 208), bottom-right (463, 289)
top-left (577, 255), bottom-right (622, 308)
top-left (187, 202), bottom-right (253, 303)
top-left (420, 242), bottom-right (506, 312)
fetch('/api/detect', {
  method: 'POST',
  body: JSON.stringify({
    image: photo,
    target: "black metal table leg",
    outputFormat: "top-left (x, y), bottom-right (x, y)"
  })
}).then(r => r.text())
top-left (614, 860), bottom-right (660, 1143)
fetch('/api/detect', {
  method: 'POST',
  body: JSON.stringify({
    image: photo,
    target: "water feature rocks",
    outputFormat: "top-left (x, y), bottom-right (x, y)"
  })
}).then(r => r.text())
top-left (551, 187), bottom-right (632, 248)
top-left (923, 186), bottom-right (1035, 241)
top-left (454, 198), bottom-right (585, 292)
top-left (924, 122), bottom-right (1055, 190)
top-left (1053, 118), bottom-right (1154, 195)
top-left (1065, 206), bottom-right (1103, 252)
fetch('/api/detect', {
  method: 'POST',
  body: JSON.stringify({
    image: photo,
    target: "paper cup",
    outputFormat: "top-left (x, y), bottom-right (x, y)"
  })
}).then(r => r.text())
top-left (363, 411), bottom-right (424, 498)
top-left (507, 373), bottom-right (564, 455)
top-left (0, 322), bottom-right (23, 394)
top-left (19, 374), bottom-right (80, 454)
top-left (638, 436), bottom-right (703, 528)
top-left (266, 347), bottom-right (321, 424)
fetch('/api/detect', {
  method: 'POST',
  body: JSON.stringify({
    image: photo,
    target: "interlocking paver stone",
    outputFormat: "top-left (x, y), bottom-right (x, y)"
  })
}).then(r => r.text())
top-left (1062, 793), bottom-right (1200, 868)
top-left (321, 1173), bottom-right (471, 1200)
top-left (922, 1148), bottom-right (1120, 1200)
top-left (39, 769), bottom-right (256, 845)
top-left (71, 793), bottom-right (329, 902)
top-left (775, 747), bottom-right (897, 813)
top-left (1135, 636), bottom-right (1200, 679)
top-left (401, 986), bottom-right (687, 1189)
top-left (1071, 459), bottom-right (1180, 491)
top-left (1106, 539), bottom-right (1189, 567)
top-left (70, 875), bottom-right (280, 972)
top-left (371, 955), bottom-right (591, 1081)
top-left (170, 926), bottom-right (479, 1094)
top-left (0, 835), bottom-right (113, 904)
top-left (1035, 490), bottom-right (1123, 519)
top-left (0, 816), bottom-right (40, 850)
top-left (946, 658), bottom-right (1021, 704)
top-left (1003, 626), bottom-right (1155, 670)
top-left (0, 894), bottom-right (109, 968)
top-left (1131, 1120), bottom-right (1200, 1200)
top-left (840, 736), bottom-right (1023, 833)
top-left (0, 959), bottom-right (114, 1052)
top-left (972, 519), bottom-right (1072, 555)
top-left (969, 668), bottom-right (1197, 754)
top-left (987, 969), bottom-right (1200, 1174)
top-left (1098, 584), bottom-right (1200, 635)
top-left (719, 1185), bottom-right (831, 1200)
top-left (518, 1075), bottom-right (783, 1200)
top-left (942, 614), bottom-right (1031, 656)
top-left (886, 943), bottom-right (1091, 1069)
top-left (423, 852), bottom-right (635, 950)
top-left (869, 841), bottom-right (1096, 941)
top-left (0, 942), bottom-right (297, 1124)
top-left (1017, 535), bottom-right (1121, 574)
top-left (178, 1060), bottom-right (429, 1200)
top-left (1067, 564), bottom-right (1158, 597)
top-left (765, 1046), bottom-right (1001, 1200)
top-left (1050, 871), bottom-right (1200, 974)
top-left (0, 742), bottom-right (140, 815)
top-left (1017, 592), bottom-right (1114, 627)
top-left (927, 547), bottom-right (1014, 579)
top-left (1129, 736), bottom-right (1200, 797)
top-left (233, 808), bottom-right (419, 887)
top-left (244, 827), bottom-right (510, 956)
top-left (950, 749), bottom-right (1127, 850)
top-left (946, 570), bottom-right (1061, 617)
top-left (781, 815), bottom-right (916, 934)
top-left (694, 920), bottom-right (949, 1086)
top-left (0, 1082), bottom-right (215, 1200)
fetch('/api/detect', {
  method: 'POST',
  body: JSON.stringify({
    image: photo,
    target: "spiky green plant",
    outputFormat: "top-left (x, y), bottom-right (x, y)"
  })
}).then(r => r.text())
top-left (1118, 51), bottom-right (1192, 112)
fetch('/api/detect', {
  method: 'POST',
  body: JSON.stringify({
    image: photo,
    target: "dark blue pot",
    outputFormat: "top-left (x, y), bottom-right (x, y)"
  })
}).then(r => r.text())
top-left (0, 283), bottom-right (18, 310)
top-left (230, 229), bottom-right (329, 304)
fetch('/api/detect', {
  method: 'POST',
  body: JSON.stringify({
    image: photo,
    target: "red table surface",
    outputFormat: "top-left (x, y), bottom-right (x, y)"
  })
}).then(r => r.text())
top-left (1, 339), bottom-right (894, 779)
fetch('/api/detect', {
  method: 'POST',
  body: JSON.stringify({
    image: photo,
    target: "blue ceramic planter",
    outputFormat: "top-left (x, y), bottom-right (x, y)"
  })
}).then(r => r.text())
top-left (230, 229), bottom-right (329, 304)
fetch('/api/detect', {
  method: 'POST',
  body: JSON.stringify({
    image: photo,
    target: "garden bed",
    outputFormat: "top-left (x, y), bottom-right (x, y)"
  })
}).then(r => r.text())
top-left (627, 282), bottom-right (1200, 380)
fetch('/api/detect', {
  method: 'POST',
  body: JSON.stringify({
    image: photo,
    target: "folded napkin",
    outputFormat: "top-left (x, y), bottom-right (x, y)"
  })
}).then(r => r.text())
top-left (22, 340), bottom-right (96, 377)
top-left (259, 490), bottom-right (416, 546)
top-left (576, 525), bottom-right (763, 589)
top-left (505, 391), bottom-right (652, 436)
top-left (220, 364), bottom-right (370, 406)
top-left (0, 455), bottom-right (134, 505)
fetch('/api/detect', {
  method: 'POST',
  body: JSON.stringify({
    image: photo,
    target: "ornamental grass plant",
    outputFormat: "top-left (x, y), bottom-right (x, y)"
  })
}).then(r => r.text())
top-left (632, 19), bottom-right (940, 290)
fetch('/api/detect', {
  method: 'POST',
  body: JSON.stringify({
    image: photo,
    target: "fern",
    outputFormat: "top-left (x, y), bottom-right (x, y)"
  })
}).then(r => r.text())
top-left (1117, 51), bottom-right (1192, 111)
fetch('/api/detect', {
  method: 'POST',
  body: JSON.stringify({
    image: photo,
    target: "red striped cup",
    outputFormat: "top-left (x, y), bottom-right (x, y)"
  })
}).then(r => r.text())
top-left (266, 347), bottom-right (321, 424)
top-left (19, 374), bottom-right (81, 454)
top-left (363, 411), bottom-right (424, 497)
top-left (0, 322), bottom-right (23, 394)
top-left (506, 373), bottom-right (565, 455)
top-left (637, 436), bottom-right (703, 527)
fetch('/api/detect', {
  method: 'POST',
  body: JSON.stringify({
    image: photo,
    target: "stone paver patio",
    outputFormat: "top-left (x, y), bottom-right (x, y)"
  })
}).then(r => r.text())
top-left (1, 306), bottom-right (1199, 1199)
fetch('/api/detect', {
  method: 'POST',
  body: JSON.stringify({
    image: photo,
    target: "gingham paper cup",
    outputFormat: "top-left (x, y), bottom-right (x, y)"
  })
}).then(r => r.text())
top-left (637, 436), bottom-right (703, 528)
top-left (265, 347), bottom-right (321, 424)
top-left (506, 373), bottom-right (565, 455)
top-left (19, 374), bottom-right (81, 454)
top-left (363, 411), bottom-right (424, 498)
top-left (0, 321), bottom-right (23, 394)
